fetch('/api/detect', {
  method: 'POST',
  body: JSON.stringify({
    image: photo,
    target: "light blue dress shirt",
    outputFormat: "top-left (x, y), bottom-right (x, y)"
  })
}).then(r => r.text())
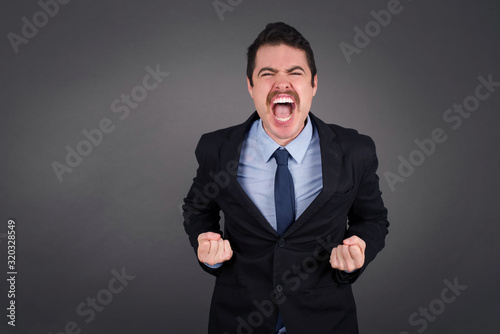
top-left (237, 115), bottom-right (323, 227)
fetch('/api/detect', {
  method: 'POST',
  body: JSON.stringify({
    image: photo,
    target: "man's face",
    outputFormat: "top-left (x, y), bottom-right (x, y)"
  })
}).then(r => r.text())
top-left (247, 44), bottom-right (318, 146)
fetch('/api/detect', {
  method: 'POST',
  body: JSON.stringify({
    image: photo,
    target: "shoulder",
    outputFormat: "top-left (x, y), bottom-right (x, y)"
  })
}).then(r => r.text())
top-left (329, 124), bottom-right (375, 153)
top-left (195, 112), bottom-right (259, 160)
top-left (197, 124), bottom-right (240, 149)
top-left (311, 113), bottom-right (376, 156)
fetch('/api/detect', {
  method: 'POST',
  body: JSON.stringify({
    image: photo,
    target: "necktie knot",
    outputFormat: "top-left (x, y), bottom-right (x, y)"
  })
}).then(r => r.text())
top-left (274, 149), bottom-right (290, 166)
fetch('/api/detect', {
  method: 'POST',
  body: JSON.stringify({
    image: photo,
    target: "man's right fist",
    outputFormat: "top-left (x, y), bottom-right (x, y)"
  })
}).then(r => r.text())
top-left (197, 232), bottom-right (233, 266)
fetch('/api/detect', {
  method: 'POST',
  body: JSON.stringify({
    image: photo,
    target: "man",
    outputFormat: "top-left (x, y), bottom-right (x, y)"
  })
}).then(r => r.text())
top-left (183, 22), bottom-right (389, 334)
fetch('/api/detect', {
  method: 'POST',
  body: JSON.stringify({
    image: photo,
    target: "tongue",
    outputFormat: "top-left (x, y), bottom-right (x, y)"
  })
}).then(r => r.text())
top-left (274, 104), bottom-right (292, 118)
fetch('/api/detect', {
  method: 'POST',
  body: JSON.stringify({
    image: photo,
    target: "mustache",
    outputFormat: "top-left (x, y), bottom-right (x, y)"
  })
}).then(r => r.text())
top-left (266, 90), bottom-right (300, 106)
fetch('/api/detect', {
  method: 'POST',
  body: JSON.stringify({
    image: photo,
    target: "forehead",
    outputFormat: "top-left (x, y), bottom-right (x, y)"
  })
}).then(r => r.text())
top-left (254, 44), bottom-right (310, 73)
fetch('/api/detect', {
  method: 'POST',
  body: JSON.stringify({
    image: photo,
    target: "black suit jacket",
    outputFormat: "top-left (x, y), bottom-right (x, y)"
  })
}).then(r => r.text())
top-left (183, 112), bottom-right (389, 334)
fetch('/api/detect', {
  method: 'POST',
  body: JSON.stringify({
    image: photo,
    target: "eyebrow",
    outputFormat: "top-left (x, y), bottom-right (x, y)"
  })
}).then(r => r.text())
top-left (257, 67), bottom-right (277, 76)
top-left (257, 66), bottom-right (306, 76)
top-left (286, 66), bottom-right (306, 73)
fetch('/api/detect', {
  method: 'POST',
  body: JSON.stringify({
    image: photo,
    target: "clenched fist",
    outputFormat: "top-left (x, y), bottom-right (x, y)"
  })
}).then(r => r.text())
top-left (330, 235), bottom-right (366, 272)
top-left (197, 232), bottom-right (233, 266)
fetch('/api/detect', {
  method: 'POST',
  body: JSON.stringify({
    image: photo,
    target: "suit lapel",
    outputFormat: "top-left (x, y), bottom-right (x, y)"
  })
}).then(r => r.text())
top-left (283, 112), bottom-right (343, 237)
top-left (220, 112), bottom-right (278, 235)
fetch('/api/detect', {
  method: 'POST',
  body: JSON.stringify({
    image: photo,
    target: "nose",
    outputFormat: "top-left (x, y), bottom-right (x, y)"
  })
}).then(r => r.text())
top-left (273, 73), bottom-right (290, 91)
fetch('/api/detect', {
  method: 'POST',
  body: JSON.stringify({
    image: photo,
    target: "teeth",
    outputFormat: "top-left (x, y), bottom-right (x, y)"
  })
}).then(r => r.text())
top-left (272, 96), bottom-right (294, 104)
top-left (275, 114), bottom-right (292, 122)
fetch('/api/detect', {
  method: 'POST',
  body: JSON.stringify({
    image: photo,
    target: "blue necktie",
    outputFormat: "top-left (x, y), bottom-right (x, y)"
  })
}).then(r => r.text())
top-left (273, 148), bottom-right (295, 333)
top-left (274, 148), bottom-right (295, 236)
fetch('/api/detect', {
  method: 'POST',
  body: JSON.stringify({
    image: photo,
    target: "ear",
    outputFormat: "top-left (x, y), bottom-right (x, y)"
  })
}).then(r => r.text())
top-left (247, 77), bottom-right (254, 98)
top-left (312, 74), bottom-right (318, 96)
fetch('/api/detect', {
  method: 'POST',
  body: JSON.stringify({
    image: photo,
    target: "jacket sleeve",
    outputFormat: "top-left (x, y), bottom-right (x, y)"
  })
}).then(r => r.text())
top-left (338, 136), bottom-right (390, 284)
top-left (182, 134), bottom-right (224, 276)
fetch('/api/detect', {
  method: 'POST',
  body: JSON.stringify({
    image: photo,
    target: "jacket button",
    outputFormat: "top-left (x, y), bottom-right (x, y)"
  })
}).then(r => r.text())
top-left (276, 285), bottom-right (283, 292)
top-left (278, 239), bottom-right (285, 247)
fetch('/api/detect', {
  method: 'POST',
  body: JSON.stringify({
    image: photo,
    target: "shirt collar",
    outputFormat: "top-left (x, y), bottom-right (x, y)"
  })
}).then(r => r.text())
top-left (257, 115), bottom-right (313, 164)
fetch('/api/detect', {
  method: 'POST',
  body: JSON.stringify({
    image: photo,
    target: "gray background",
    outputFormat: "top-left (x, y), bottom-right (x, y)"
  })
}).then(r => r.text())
top-left (1, 0), bottom-right (499, 333)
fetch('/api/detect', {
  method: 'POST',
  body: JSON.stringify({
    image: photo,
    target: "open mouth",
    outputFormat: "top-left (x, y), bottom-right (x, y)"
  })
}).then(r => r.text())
top-left (271, 95), bottom-right (296, 123)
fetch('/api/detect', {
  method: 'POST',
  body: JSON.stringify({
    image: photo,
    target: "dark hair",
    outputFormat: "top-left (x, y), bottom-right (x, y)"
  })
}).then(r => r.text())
top-left (247, 22), bottom-right (317, 87)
